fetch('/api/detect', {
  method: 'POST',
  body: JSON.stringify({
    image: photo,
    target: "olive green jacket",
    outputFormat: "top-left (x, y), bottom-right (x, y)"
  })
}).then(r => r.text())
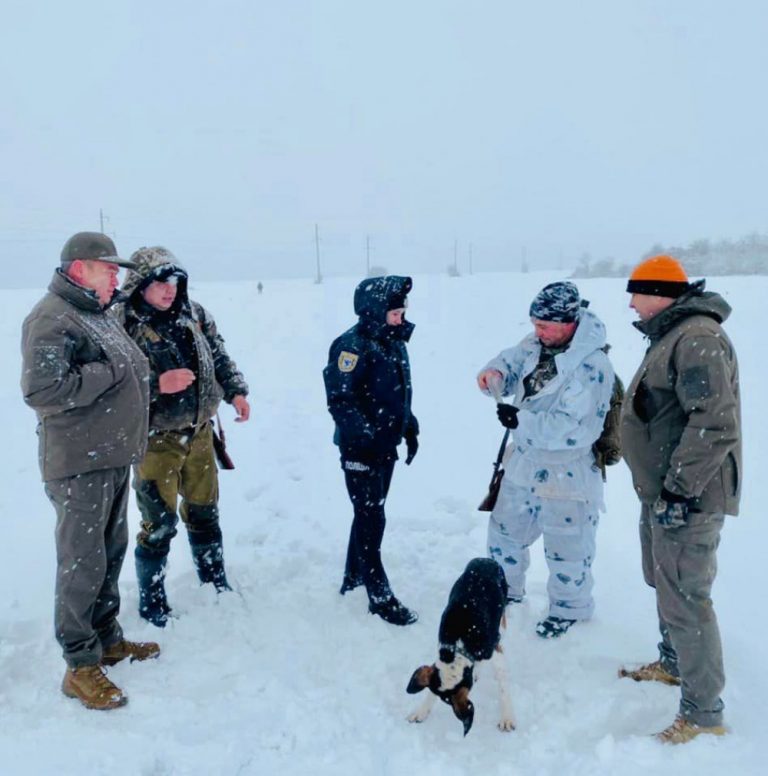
top-left (21, 270), bottom-right (150, 481)
top-left (620, 283), bottom-right (741, 515)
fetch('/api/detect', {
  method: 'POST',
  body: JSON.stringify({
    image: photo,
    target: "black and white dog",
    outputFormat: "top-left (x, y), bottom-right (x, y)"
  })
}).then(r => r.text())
top-left (406, 558), bottom-right (516, 736)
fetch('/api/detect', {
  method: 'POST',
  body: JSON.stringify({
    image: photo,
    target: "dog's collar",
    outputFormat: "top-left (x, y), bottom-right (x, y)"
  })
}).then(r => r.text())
top-left (440, 640), bottom-right (476, 666)
top-left (455, 643), bottom-right (476, 664)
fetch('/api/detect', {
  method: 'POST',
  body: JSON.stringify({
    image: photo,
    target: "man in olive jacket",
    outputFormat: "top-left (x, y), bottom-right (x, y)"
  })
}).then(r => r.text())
top-left (119, 246), bottom-right (249, 627)
top-left (21, 232), bottom-right (159, 711)
top-left (619, 255), bottom-right (741, 744)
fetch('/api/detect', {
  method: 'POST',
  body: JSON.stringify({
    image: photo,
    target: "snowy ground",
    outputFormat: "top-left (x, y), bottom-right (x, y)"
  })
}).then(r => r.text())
top-left (0, 270), bottom-right (764, 775)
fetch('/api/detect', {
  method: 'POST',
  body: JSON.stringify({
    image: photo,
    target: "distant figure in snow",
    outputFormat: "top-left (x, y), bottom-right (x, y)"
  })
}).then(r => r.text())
top-left (323, 276), bottom-right (419, 626)
top-left (118, 247), bottom-right (250, 627)
top-left (20, 232), bottom-right (160, 711)
top-left (257, 281), bottom-right (263, 294)
top-left (477, 281), bottom-right (614, 639)
top-left (618, 255), bottom-right (741, 744)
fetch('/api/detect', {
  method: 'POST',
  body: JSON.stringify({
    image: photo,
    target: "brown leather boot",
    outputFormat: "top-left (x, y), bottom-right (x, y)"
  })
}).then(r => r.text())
top-left (61, 665), bottom-right (127, 710)
top-left (618, 659), bottom-right (681, 686)
top-left (655, 716), bottom-right (727, 744)
top-left (102, 638), bottom-right (161, 666)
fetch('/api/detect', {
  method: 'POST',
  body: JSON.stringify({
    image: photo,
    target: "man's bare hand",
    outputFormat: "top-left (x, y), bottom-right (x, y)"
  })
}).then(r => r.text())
top-left (159, 368), bottom-right (196, 394)
top-left (232, 394), bottom-right (250, 422)
top-left (477, 369), bottom-right (504, 394)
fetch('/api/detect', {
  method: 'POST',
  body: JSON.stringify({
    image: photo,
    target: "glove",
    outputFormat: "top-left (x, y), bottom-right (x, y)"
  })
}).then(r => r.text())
top-left (405, 428), bottom-right (419, 465)
top-left (653, 488), bottom-right (690, 529)
top-left (496, 403), bottom-right (519, 430)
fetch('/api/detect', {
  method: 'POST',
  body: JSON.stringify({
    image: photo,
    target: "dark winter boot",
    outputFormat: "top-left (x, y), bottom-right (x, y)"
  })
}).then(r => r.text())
top-left (535, 615), bottom-right (576, 639)
top-left (369, 596), bottom-right (418, 626)
top-left (190, 540), bottom-right (232, 592)
top-left (135, 550), bottom-right (171, 628)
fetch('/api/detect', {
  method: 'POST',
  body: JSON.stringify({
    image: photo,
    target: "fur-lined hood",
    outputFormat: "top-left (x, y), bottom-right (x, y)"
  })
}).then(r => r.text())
top-left (121, 246), bottom-right (189, 312)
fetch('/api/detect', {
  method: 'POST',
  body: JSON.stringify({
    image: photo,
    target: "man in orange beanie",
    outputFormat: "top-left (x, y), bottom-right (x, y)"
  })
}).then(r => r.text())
top-left (619, 255), bottom-right (741, 743)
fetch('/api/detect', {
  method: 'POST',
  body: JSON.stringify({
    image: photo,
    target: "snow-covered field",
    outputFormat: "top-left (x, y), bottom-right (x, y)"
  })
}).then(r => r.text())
top-left (0, 270), bottom-right (763, 775)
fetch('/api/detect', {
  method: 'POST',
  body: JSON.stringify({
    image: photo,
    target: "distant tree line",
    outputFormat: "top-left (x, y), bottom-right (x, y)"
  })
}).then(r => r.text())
top-left (571, 232), bottom-right (768, 278)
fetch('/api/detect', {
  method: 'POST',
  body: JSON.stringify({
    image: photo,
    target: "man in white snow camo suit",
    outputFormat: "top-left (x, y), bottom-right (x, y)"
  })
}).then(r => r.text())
top-left (477, 282), bottom-right (614, 638)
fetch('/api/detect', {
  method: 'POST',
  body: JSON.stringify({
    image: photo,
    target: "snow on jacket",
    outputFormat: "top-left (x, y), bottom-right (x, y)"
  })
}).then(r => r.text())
top-left (621, 282), bottom-right (741, 515)
top-left (117, 249), bottom-right (248, 431)
top-left (21, 269), bottom-right (150, 481)
top-left (323, 276), bottom-right (418, 461)
top-left (480, 309), bottom-right (614, 507)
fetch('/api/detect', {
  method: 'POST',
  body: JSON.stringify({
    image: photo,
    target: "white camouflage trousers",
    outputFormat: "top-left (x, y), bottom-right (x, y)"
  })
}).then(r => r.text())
top-left (487, 480), bottom-right (599, 620)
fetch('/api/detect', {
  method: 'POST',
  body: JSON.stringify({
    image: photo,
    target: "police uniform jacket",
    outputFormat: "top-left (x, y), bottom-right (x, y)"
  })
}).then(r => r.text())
top-left (323, 276), bottom-right (419, 462)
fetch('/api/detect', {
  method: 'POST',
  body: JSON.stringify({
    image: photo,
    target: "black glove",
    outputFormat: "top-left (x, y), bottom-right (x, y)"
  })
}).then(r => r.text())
top-left (496, 403), bottom-right (519, 430)
top-left (653, 488), bottom-right (690, 529)
top-left (405, 428), bottom-right (419, 465)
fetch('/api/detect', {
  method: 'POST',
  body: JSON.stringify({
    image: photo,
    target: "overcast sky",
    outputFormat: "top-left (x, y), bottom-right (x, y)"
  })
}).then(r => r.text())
top-left (2, 0), bottom-right (767, 286)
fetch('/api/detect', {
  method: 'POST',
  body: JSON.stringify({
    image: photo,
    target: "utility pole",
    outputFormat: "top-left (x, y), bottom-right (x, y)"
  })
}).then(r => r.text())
top-left (366, 234), bottom-right (371, 276)
top-left (453, 238), bottom-right (458, 275)
top-left (314, 223), bottom-right (322, 284)
top-left (99, 209), bottom-right (116, 239)
top-left (468, 242), bottom-right (473, 275)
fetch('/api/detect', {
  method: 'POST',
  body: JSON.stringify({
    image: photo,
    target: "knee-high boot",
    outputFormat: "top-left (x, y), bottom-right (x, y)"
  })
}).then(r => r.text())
top-left (135, 549), bottom-right (171, 627)
top-left (189, 539), bottom-right (232, 592)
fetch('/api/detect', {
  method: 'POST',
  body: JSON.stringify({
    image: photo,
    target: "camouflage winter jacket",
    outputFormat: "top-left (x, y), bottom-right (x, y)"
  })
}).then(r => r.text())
top-left (480, 309), bottom-right (614, 508)
top-left (21, 270), bottom-right (150, 480)
top-left (621, 282), bottom-right (741, 515)
top-left (117, 248), bottom-right (248, 432)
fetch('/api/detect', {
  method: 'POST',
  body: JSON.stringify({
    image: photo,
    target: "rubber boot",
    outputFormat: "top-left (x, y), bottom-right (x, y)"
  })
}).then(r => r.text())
top-left (135, 550), bottom-right (171, 628)
top-left (190, 540), bottom-right (232, 592)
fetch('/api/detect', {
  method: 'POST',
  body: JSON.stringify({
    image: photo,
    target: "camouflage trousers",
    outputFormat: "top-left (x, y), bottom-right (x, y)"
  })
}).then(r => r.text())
top-left (134, 422), bottom-right (222, 558)
top-left (488, 481), bottom-right (599, 620)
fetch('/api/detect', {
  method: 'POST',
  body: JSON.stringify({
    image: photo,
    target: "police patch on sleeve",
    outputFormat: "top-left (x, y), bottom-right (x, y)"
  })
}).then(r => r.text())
top-left (338, 351), bottom-right (359, 372)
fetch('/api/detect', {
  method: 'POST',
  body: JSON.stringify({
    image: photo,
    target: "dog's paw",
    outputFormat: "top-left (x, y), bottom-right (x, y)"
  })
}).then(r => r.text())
top-left (407, 711), bottom-right (430, 724)
top-left (497, 718), bottom-right (516, 732)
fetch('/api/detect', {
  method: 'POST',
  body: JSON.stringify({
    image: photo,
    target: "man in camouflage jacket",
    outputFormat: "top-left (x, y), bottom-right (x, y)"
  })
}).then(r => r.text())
top-left (477, 281), bottom-right (614, 639)
top-left (119, 246), bottom-right (249, 627)
top-left (619, 255), bottom-right (741, 744)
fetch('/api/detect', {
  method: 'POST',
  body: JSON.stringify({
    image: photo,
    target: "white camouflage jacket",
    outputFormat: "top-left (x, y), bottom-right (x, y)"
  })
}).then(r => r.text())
top-left (481, 310), bottom-right (614, 508)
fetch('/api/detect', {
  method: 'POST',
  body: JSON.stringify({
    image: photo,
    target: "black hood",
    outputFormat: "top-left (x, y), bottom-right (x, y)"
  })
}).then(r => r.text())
top-left (354, 276), bottom-right (412, 321)
top-left (353, 275), bottom-right (414, 342)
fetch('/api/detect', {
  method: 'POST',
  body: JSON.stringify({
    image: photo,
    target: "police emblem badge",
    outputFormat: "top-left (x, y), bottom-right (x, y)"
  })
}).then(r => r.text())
top-left (338, 351), bottom-right (359, 372)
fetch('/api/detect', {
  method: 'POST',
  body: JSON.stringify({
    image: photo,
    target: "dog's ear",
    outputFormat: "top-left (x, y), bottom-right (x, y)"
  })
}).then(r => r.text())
top-left (406, 665), bottom-right (434, 694)
top-left (450, 687), bottom-right (475, 736)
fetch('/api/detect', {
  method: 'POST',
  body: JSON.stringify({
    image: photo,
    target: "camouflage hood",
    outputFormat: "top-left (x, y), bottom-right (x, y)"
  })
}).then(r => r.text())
top-left (121, 246), bottom-right (189, 313)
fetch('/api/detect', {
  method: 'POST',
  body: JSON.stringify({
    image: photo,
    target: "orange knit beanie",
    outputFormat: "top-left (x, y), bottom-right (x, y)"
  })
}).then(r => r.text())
top-left (626, 254), bottom-right (690, 297)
